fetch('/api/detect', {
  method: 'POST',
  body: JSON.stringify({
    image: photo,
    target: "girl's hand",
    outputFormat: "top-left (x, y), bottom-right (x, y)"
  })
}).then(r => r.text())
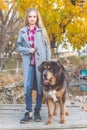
top-left (30, 48), bottom-right (36, 54)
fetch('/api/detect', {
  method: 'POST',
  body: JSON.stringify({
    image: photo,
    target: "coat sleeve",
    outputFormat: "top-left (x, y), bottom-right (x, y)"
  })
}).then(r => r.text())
top-left (45, 42), bottom-right (51, 60)
top-left (15, 30), bottom-right (30, 54)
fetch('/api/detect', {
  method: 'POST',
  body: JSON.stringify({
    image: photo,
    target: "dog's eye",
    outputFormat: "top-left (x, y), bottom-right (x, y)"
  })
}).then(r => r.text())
top-left (44, 66), bottom-right (47, 69)
top-left (48, 66), bottom-right (50, 69)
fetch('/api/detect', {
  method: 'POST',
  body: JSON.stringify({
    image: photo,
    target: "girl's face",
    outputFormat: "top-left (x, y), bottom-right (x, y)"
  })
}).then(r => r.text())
top-left (28, 11), bottom-right (37, 26)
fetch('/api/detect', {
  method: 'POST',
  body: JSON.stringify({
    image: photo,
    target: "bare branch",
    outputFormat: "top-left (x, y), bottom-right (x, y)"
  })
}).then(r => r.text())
top-left (0, 10), bottom-right (4, 23)
top-left (4, 4), bottom-right (14, 25)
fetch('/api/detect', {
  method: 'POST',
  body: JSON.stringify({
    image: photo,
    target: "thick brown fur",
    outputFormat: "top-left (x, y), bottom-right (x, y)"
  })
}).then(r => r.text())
top-left (38, 60), bottom-right (69, 125)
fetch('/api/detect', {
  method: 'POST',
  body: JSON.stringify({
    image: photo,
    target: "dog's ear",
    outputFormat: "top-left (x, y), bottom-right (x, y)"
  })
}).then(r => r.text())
top-left (38, 61), bottom-right (46, 72)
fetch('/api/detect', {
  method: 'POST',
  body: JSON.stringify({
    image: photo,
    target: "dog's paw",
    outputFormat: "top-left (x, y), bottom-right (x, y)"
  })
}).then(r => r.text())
top-left (46, 120), bottom-right (52, 125)
top-left (60, 118), bottom-right (66, 124)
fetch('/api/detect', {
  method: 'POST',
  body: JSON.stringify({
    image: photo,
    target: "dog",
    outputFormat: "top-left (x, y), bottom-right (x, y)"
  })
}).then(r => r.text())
top-left (38, 60), bottom-right (69, 125)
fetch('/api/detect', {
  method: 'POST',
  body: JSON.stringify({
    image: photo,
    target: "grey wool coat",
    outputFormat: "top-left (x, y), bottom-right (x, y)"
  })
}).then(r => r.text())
top-left (16, 26), bottom-right (51, 94)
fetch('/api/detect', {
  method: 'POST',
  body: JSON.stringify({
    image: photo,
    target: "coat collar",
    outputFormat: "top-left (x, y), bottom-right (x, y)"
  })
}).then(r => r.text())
top-left (21, 25), bottom-right (42, 32)
top-left (20, 26), bottom-right (42, 47)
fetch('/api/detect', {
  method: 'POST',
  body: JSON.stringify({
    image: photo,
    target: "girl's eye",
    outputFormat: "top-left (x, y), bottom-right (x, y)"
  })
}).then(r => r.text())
top-left (28, 16), bottom-right (32, 18)
top-left (28, 16), bottom-right (37, 18)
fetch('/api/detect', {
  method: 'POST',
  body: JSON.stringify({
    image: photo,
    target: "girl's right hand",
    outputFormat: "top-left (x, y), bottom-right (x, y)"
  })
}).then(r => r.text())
top-left (30, 48), bottom-right (36, 54)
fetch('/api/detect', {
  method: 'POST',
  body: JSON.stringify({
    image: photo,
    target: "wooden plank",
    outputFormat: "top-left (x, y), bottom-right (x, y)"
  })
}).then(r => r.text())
top-left (0, 104), bottom-right (25, 110)
top-left (0, 104), bottom-right (87, 130)
top-left (0, 102), bottom-right (80, 110)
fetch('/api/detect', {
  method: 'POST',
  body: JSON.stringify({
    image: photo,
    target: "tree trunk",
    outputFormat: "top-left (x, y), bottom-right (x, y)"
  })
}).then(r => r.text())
top-left (0, 52), bottom-right (4, 72)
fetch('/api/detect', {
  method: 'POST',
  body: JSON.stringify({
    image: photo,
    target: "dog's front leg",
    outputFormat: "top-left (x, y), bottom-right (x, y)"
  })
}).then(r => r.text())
top-left (54, 101), bottom-right (58, 116)
top-left (46, 98), bottom-right (54, 125)
top-left (60, 99), bottom-right (66, 124)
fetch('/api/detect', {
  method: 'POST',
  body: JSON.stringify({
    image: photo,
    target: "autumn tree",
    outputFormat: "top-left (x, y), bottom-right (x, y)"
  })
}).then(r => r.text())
top-left (0, 0), bottom-right (22, 71)
top-left (17, 0), bottom-right (87, 50)
top-left (0, 0), bottom-right (87, 71)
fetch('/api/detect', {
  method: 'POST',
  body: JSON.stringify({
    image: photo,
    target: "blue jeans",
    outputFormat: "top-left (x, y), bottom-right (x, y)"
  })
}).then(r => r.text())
top-left (25, 65), bottom-right (43, 112)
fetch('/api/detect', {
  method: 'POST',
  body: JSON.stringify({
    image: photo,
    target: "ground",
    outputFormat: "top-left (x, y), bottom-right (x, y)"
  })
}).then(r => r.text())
top-left (0, 72), bottom-right (23, 87)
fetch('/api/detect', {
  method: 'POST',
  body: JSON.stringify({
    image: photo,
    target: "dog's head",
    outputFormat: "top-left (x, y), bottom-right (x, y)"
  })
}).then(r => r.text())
top-left (38, 60), bottom-right (66, 86)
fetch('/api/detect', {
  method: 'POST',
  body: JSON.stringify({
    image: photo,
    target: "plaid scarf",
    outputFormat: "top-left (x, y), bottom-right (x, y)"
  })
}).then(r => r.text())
top-left (27, 26), bottom-right (36, 65)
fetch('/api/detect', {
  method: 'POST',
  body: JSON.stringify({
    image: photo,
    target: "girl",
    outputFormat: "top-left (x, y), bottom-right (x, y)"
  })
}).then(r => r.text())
top-left (16, 8), bottom-right (51, 123)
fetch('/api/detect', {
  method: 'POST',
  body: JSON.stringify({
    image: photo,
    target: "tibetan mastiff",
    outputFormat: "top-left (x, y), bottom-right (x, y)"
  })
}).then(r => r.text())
top-left (38, 60), bottom-right (69, 125)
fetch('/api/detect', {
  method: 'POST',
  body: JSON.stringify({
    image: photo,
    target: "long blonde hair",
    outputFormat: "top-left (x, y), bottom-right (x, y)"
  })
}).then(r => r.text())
top-left (25, 8), bottom-right (50, 45)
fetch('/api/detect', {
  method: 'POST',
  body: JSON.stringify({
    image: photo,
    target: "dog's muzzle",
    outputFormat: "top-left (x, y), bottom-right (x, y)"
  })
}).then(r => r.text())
top-left (42, 71), bottom-right (52, 84)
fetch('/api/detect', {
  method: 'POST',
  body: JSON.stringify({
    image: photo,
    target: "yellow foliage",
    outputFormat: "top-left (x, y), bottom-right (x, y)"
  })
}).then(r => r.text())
top-left (16, 0), bottom-right (87, 50)
top-left (0, 0), bottom-right (8, 10)
top-left (66, 18), bottom-right (87, 49)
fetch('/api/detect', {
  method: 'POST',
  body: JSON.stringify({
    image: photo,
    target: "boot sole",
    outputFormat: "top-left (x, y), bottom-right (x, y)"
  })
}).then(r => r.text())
top-left (34, 119), bottom-right (41, 122)
top-left (20, 119), bottom-right (32, 124)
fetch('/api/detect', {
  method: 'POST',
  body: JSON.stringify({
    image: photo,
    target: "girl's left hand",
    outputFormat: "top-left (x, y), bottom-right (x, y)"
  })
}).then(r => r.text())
top-left (30, 48), bottom-right (36, 54)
